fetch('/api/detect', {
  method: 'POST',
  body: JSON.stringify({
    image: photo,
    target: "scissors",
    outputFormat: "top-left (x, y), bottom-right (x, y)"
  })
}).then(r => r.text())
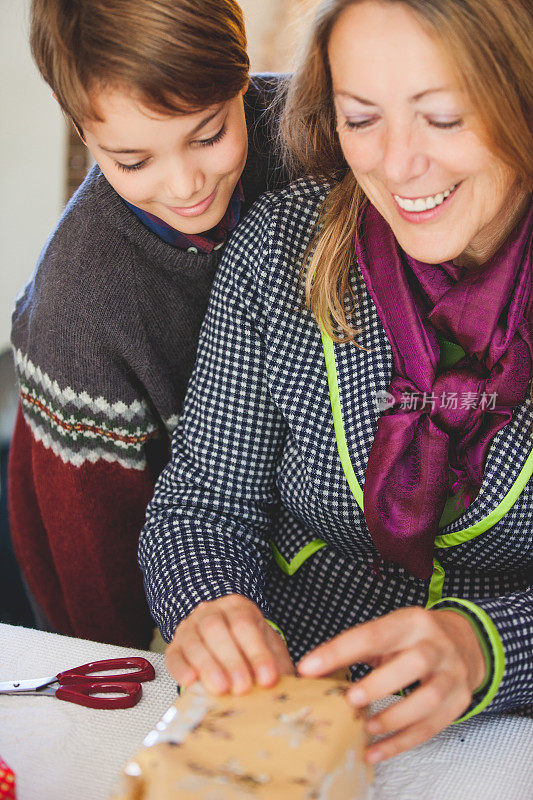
top-left (0, 657), bottom-right (155, 710)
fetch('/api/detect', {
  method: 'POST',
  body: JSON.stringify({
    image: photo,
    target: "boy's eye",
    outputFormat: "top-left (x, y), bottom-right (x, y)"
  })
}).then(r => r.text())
top-left (113, 121), bottom-right (228, 171)
top-left (197, 123), bottom-right (227, 147)
top-left (116, 159), bottom-right (148, 172)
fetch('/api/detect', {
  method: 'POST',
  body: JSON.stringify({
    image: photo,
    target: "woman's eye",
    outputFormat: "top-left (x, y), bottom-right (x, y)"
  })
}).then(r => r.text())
top-left (197, 124), bottom-right (228, 147)
top-left (116, 159), bottom-right (148, 172)
top-left (342, 117), bottom-right (378, 131)
top-left (428, 118), bottom-right (464, 130)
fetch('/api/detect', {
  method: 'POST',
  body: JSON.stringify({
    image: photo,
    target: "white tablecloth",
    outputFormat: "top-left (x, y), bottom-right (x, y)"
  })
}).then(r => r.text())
top-left (0, 624), bottom-right (177, 800)
top-left (0, 624), bottom-right (531, 800)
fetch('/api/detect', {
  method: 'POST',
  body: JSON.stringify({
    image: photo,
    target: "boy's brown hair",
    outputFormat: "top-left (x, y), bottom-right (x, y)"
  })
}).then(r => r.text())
top-left (30, 0), bottom-right (250, 127)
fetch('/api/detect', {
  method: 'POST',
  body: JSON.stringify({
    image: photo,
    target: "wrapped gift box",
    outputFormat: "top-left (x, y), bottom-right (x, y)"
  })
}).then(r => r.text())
top-left (111, 675), bottom-right (372, 800)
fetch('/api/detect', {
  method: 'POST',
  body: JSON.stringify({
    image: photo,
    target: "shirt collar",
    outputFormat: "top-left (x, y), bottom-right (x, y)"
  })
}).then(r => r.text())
top-left (124, 181), bottom-right (244, 254)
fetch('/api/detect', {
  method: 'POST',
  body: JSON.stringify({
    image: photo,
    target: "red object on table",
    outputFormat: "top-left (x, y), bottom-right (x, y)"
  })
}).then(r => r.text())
top-left (54, 656), bottom-right (155, 709)
top-left (0, 757), bottom-right (15, 800)
top-left (56, 657), bottom-right (155, 684)
top-left (0, 657), bottom-right (155, 710)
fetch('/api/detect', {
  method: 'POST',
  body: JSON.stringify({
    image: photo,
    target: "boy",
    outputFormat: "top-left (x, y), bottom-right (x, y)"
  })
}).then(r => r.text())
top-left (9, 0), bottom-right (286, 648)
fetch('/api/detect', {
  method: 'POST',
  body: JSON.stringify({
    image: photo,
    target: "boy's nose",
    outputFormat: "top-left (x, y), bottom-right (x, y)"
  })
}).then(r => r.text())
top-left (166, 163), bottom-right (205, 203)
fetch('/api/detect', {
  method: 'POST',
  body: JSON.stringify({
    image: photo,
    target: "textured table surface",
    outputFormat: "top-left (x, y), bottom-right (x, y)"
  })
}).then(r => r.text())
top-left (0, 624), bottom-right (177, 800)
top-left (0, 623), bottom-right (531, 800)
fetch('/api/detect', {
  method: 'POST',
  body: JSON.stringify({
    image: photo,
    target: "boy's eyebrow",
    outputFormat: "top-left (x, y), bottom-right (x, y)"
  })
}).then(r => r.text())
top-left (98, 107), bottom-right (224, 155)
top-left (99, 145), bottom-right (147, 154)
top-left (188, 106), bottom-right (224, 136)
top-left (334, 87), bottom-right (450, 106)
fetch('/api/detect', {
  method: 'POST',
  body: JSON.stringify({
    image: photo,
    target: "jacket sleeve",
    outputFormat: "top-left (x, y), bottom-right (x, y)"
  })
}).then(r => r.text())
top-left (432, 590), bottom-right (533, 715)
top-left (8, 401), bottom-right (156, 648)
top-left (139, 197), bottom-right (288, 643)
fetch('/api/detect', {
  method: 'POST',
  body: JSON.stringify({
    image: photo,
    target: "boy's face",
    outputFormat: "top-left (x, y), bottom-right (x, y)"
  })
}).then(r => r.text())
top-left (82, 87), bottom-right (248, 234)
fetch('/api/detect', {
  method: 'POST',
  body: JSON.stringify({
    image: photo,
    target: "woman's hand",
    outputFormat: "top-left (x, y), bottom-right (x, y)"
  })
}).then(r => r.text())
top-left (297, 606), bottom-right (487, 763)
top-left (166, 594), bottom-right (295, 695)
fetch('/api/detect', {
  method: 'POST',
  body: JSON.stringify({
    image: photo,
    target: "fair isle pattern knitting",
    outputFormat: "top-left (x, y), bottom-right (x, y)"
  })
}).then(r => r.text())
top-left (140, 178), bottom-right (532, 715)
top-left (15, 348), bottom-right (161, 470)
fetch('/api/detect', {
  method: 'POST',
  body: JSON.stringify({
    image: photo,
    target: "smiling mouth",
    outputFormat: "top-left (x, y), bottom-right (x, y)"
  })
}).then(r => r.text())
top-left (167, 188), bottom-right (217, 217)
top-left (393, 183), bottom-right (459, 213)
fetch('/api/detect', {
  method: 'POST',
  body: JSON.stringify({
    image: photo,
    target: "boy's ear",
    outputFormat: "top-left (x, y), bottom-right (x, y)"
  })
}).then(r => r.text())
top-left (70, 118), bottom-right (86, 142)
top-left (52, 92), bottom-right (86, 142)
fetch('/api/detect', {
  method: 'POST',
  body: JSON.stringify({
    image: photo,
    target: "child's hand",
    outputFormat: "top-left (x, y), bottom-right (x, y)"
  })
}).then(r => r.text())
top-left (166, 594), bottom-right (295, 695)
top-left (297, 606), bottom-right (486, 763)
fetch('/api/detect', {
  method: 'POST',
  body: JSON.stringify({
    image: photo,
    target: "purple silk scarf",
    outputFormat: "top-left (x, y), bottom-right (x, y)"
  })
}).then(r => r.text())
top-left (355, 200), bottom-right (533, 579)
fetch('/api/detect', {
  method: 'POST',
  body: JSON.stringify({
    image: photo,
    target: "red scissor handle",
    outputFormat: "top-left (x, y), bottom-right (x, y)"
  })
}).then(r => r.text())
top-left (57, 657), bottom-right (155, 685)
top-left (55, 681), bottom-right (142, 709)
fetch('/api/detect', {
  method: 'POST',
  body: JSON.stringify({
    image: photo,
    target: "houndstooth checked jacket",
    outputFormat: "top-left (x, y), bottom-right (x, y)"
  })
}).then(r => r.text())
top-left (140, 178), bottom-right (533, 715)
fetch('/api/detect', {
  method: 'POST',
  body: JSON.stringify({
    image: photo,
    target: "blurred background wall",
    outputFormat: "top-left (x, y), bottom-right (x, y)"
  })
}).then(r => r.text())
top-left (1, 0), bottom-right (66, 625)
top-left (1, 0), bottom-right (65, 355)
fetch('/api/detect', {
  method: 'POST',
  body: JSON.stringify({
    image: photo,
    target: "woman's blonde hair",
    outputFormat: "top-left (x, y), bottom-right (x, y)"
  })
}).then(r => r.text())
top-left (280, 0), bottom-right (533, 343)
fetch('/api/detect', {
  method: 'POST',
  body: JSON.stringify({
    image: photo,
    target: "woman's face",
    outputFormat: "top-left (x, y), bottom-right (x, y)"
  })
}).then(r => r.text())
top-left (82, 88), bottom-right (248, 234)
top-left (328, 1), bottom-right (524, 265)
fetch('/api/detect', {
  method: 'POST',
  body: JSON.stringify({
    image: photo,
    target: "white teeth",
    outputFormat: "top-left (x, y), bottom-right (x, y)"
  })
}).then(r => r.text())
top-left (394, 184), bottom-right (456, 212)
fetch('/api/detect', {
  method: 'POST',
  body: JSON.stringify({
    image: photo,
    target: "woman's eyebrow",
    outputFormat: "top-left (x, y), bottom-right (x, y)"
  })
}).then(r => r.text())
top-left (334, 90), bottom-right (376, 107)
top-left (98, 108), bottom-right (224, 155)
top-left (334, 87), bottom-right (451, 106)
top-left (411, 87), bottom-right (451, 102)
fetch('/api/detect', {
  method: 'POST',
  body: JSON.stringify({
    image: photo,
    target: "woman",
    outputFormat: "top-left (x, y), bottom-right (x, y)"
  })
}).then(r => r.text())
top-left (9, 0), bottom-right (286, 648)
top-left (140, 0), bottom-right (532, 761)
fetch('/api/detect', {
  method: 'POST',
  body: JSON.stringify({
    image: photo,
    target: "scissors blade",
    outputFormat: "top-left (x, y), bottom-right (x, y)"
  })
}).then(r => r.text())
top-left (0, 676), bottom-right (56, 693)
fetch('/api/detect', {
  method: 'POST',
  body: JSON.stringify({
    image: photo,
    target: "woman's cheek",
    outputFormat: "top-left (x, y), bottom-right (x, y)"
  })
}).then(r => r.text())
top-left (341, 135), bottom-right (380, 177)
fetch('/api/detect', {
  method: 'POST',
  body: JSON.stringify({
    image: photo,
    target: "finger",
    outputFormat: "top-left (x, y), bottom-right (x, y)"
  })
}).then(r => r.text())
top-left (264, 625), bottom-right (297, 676)
top-left (365, 688), bottom-right (468, 764)
top-left (298, 607), bottom-right (431, 677)
top-left (225, 612), bottom-right (280, 687)
top-left (165, 646), bottom-right (198, 688)
top-left (179, 630), bottom-right (232, 695)
top-left (198, 612), bottom-right (258, 695)
top-left (346, 640), bottom-right (440, 706)
top-left (365, 673), bottom-right (469, 737)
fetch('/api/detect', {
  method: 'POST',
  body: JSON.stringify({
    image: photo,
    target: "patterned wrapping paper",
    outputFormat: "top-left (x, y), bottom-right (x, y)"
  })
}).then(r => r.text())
top-left (0, 757), bottom-right (15, 800)
top-left (110, 676), bottom-right (372, 800)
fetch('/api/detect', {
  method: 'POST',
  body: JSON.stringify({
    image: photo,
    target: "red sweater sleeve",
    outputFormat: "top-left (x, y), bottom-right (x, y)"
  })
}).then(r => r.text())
top-left (8, 404), bottom-right (155, 648)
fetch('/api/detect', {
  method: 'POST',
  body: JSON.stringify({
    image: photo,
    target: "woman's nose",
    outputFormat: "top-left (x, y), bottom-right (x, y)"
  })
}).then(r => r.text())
top-left (381, 123), bottom-right (429, 187)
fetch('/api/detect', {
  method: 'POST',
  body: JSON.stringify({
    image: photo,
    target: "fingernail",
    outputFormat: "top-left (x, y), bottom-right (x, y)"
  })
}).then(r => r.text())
top-left (348, 687), bottom-right (367, 705)
top-left (257, 664), bottom-right (274, 684)
top-left (208, 672), bottom-right (228, 693)
top-left (298, 655), bottom-right (322, 674)
top-left (231, 671), bottom-right (251, 694)
top-left (367, 748), bottom-right (382, 764)
top-left (366, 718), bottom-right (382, 734)
top-left (180, 672), bottom-right (196, 687)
